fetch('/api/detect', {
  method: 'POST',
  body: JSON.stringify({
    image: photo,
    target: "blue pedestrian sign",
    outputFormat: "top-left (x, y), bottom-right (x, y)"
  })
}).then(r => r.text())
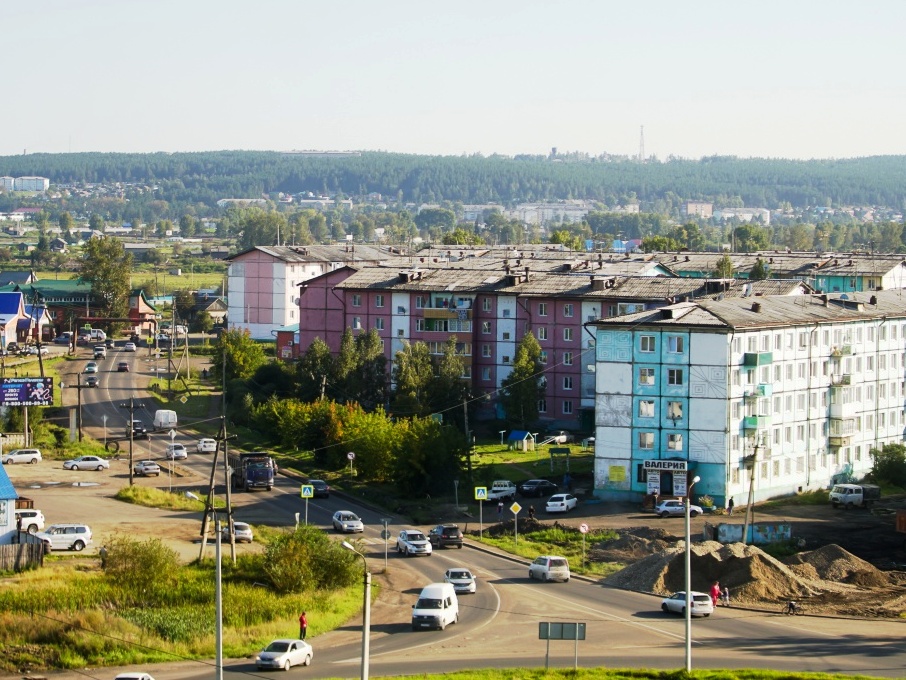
top-left (300, 485), bottom-right (314, 498)
top-left (474, 486), bottom-right (488, 500)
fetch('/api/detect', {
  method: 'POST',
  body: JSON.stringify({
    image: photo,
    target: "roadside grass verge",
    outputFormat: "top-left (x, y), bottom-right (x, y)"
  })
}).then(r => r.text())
top-left (114, 485), bottom-right (224, 511)
top-left (322, 670), bottom-right (883, 680)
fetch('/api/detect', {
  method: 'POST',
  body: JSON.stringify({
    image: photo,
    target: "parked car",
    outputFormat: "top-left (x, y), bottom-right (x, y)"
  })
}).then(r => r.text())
top-left (545, 493), bottom-right (578, 513)
top-left (222, 521), bottom-right (254, 543)
top-left (196, 438), bottom-right (218, 453)
top-left (165, 443), bottom-right (188, 460)
top-left (36, 523), bottom-right (93, 551)
top-left (53, 334), bottom-right (72, 345)
top-left (14, 508), bottom-right (45, 533)
top-left (308, 479), bottom-right (330, 498)
top-left (332, 510), bottom-right (364, 533)
top-left (654, 499), bottom-right (702, 518)
top-left (85, 375), bottom-right (99, 388)
top-left (123, 342), bottom-right (137, 352)
top-left (255, 639), bottom-right (313, 671)
top-left (544, 430), bottom-right (575, 444)
top-left (396, 529), bottom-right (432, 557)
top-left (5, 341), bottom-right (20, 353)
top-left (428, 523), bottom-right (463, 549)
top-left (26, 345), bottom-right (49, 355)
top-left (114, 673), bottom-right (156, 680)
top-left (2, 448), bottom-right (42, 464)
top-left (133, 460), bottom-right (161, 477)
top-left (63, 455), bottom-right (109, 471)
top-left (444, 567), bottom-right (477, 594)
top-left (661, 591), bottom-right (714, 617)
top-left (117, 361), bottom-right (130, 372)
top-left (518, 479), bottom-right (558, 498)
top-left (528, 555), bottom-right (571, 582)
top-left (84, 361), bottom-right (99, 374)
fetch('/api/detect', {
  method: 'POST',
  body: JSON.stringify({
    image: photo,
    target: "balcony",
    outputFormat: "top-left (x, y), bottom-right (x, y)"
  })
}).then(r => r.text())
top-left (829, 435), bottom-right (854, 447)
top-left (743, 352), bottom-right (773, 367)
top-left (831, 374), bottom-right (851, 386)
top-left (743, 383), bottom-right (773, 400)
top-left (423, 308), bottom-right (473, 320)
top-left (830, 345), bottom-right (853, 357)
top-left (743, 415), bottom-right (771, 431)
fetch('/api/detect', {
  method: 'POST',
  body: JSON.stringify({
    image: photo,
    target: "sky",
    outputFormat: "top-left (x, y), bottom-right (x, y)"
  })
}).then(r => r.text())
top-left (3, 0), bottom-right (906, 160)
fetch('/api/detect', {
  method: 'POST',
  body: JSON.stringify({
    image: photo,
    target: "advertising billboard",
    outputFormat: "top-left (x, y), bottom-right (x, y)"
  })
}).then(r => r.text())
top-left (0, 377), bottom-right (54, 406)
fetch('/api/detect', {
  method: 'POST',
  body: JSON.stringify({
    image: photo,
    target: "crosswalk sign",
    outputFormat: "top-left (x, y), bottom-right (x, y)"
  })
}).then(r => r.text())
top-left (474, 486), bottom-right (488, 500)
top-left (300, 485), bottom-right (314, 498)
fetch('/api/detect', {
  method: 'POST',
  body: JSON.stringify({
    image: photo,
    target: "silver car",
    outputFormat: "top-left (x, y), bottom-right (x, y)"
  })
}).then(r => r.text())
top-left (2, 448), bottom-right (42, 464)
top-left (255, 638), bottom-right (313, 671)
top-left (332, 511), bottom-right (364, 533)
top-left (528, 555), bottom-right (570, 582)
top-left (63, 455), bottom-right (109, 471)
top-left (133, 460), bottom-right (161, 477)
top-left (654, 499), bottom-right (703, 518)
top-left (444, 567), bottom-right (477, 594)
top-left (36, 523), bottom-right (93, 551)
top-left (222, 521), bottom-right (253, 543)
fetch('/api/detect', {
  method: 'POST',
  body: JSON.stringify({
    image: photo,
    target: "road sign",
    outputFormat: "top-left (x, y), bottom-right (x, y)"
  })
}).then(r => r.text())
top-left (300, 485), bottom-right (314, 498)
top-left (579, 523), bottom-right (589, 534)
top-left (347, 451), bottom-right (356, 460)
top-left (380, 529), bottom-right (391, 540)
top-left (475, 486), bottom-right (488, 500)
top-left (510, 502), bottom-right (522, 515)
top-left (539, 622), bottom-right (586, 640)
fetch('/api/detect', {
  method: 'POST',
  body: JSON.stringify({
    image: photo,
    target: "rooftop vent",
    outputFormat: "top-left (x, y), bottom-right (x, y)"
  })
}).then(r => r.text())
top-left (751, 302), bottom-right (762, 313)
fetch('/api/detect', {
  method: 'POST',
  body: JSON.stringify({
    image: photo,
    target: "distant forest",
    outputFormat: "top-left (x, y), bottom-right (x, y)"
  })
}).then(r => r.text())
top-left (1, 151), bottom-right (905, 213)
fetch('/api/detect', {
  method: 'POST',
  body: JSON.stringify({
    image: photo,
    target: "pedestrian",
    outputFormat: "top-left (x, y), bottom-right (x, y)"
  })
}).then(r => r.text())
top-left (99, 545), bottom-right (108, 569)
top-left (710, 581), bottom-right (721, 607)
top-left (563, 472), bottom-right (572, 492)
top-left (497, 501), bottom-right (504, 520)
top-left (722, 586), bottom-right (731, 607)
top-left (299, 611), bottom-right (308, 640)
top-left (528, 505), bottom-right (535, 520)
top-left (727, 497), bottom-right (735, 514)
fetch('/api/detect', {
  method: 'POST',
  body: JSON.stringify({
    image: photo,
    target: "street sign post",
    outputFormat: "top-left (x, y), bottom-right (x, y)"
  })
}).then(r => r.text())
top-left (380, 518), bottom-right (392, 570)
top-left (539, 622), bottom-right (586, 670)
top-left (475, 487), bottom-right (487, 538)
top-left (579, 523), bottom-right (589, 565)
top-left (347, 451), bottom-right (355, 475)
top-left (300, 484), bottom-right (314, 525)
top-left (510, 501), bottom-right (522, 544)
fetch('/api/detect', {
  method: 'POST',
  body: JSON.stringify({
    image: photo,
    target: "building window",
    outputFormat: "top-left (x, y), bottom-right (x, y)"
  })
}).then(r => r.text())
top-left (483, 297), bottom-right (492, 312)
top-left (537, 327), bottom-right (548, 341)
top-left (667, 369), bottom-right (684, 386)
top-left (639, 432), bottom-right (654, 449)
top-left (667, 336), bottom-right (684, 353)
top-left (563, 376), bottom-right (573, 390)
top-left (375, 294), bottom-right (384, 308)
top-left (352, 317), bottom-right (362, 330)
top-left (482, 321), bottom-right (491, 334)
top-left (539, 351), bottom-right (548, 364)
top-left (482, 344), bottom-right (491, 357)
top-left (667, 433), bottom-right (683, 451)
top-left (563, 401), bottom-right (573, 414)
top-left (667, 401), bottom-right (683, 420)
top-left (639, 400), bottom-right (655, 417)
top-left (352, 294), bottom-right (361, 307)
top-left (375, 318), bottom-right (384, 330)
top-left (503, 355), bottom-right (511, 364)
top-left (416, 319), bottom-right (425, 331)
top-left (563, 328), bottom-right (573, 341)
top-left (563, 303), bottom-right (574, 317)
top-left (538, 399), bottom-right (546, 413)
top-left (539, 302), bottom-right (547, 316)
top-left (415, 296), bottom-right (426, 309)
top-left (563, 351), bottom-right (573, 365)
top-left (640, 335), bottom-right (656, 353)
top-left (639, 368), bottom-right (655, 386)
top-left (502, 332), bottom-right (511, 340)
top-left (482, 367), bottom-right (491, 381)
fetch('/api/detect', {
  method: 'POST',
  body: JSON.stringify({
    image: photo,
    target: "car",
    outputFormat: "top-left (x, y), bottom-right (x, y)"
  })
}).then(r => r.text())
top-left (544, 430), bottom-right (575, 444)
top-left (196, 438), bottom-right (218, 453)
top-left (53, 334), bottom-right (72, 345)
top-left (654, 499), bottom-right (703, 518)
top-left (156, 334), bottom-right (171, 346)
top-left (85, 375), bottom-right (99, 388)
top-left (114, 673), bottom-right (156, 680)
top-left (255, 638), bottom-right (313, 671)
top-left (222, 521), bottom-right (254, 543)
top-left (63, 455), bottom-right (109, 471)
top-left (26, 345), bottom-right (49, 355)
top-left (661, 591), bottom-right (714, 617)
top-left (332, 510), bottom-right (364, 533)
top-left (396, 528), bottom-right (432, 557)
top-left (94, 345), bottom-right (107, 358)
top-left (84, 361), bottom-right (99, 374)
top-left (35, 523), bottom-right (93, 551)
top-left (545, 493), bottom-right (578, 513)
top-left (308, 479), bottom-right (330, 498)
top-left (15, 508), bottom-right (45, 534)
top-left (124, 342), bottom-right (137, 352)
top-left (444, 567), bottom-right (477, 594)
top-left (128, 419), bottom-right (149, 439)
top-left (517, 479), bottom-right (559, 498)
top-left (117, 361), bottom-right (130, 372)
top-left (528, 555), bottom-right (571, 582)
top-left (165, 443), bottom-right (188, 460)
top-left (133, 460), bottom-right (161, 477)
top-left (2, 448), bottom-right (42, 464)
top-left (76, 335), bottom-right (91, 346)
top-left (428, 523), bottom-right (463, 549)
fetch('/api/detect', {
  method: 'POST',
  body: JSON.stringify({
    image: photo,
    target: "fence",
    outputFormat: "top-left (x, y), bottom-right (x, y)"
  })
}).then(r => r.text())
top-left (0, 541), bottom-right (45, 571)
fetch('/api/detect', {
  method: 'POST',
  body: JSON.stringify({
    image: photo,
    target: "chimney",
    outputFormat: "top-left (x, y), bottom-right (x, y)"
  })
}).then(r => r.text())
top-left (524, 266), bottom-right (530, 281)
top-left (685, 255), bottom-right (690, 262)
top-left (870, 295), bottom-right (878, 305)
top-left (751, 302), bottom-right (762, 313)
top-left (591, 278), bottom-right (605, 292)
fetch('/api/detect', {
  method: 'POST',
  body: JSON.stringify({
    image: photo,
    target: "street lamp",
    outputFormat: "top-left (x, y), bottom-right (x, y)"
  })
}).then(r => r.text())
top-left (342, 541), bottom-right (370, 680)
top-left (684, 473), bottom-right (701, 673)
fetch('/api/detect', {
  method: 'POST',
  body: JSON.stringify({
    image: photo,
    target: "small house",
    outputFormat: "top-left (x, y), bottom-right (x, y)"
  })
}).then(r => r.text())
top-left (507, 430), bottom-right (536, 452)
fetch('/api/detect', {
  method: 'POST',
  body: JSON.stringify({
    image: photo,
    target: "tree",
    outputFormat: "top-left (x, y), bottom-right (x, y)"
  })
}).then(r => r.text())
top-left (870, 442), bottom-right (906, 488)
top-left (499, 332), bottom-right (545, 429)
top-left (391, 341), bottom-right (434, 416)
top-left (427, 336), bottom-right (471, 431)
top-left (212, 328), bottom-right (268, 384)
top-left (640, 235), bottom-right (681, 253)
top-left (414, 207), bottom-right (455, 232)
top-left (749, 258), bottom-right (769, 281)
top-left (88, 214), bottom-right (104, 231)
top-left (58, 211), bottom-right (74, 235)
top-left (442, 227), bottom-right (484, 246)
top-left (713, 254), bottom-right (735, 279)
top-left (295, 337), bottom-right (337, 402)
top-left (179, 214), bottom-right (197, 237)
top-left (350, 329), bottom-right (387, 410)
top-left (79, 236), bottom-right (133, 320)
top-left (732, 224), bottom-right (771, 252)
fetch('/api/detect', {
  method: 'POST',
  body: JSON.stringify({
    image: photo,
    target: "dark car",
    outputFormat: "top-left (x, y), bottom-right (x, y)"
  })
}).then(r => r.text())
top-left (128, 419), bottom-right (149, 440)
top-left (6, 342), bottom-right (20, 353)
top-left (429, 523), bottom-right (463, 549)
top-left (85, 375), bottom-right (99, 388)
top-left (117, 361), bottom-right (130, 372)
top-left (518, 479), bottom-right (559, 498)
top-left (308, 479), bottom-right (330, 498)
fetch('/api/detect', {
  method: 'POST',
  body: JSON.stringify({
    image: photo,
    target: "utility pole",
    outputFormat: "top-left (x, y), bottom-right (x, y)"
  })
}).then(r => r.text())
top-left (120, 397), bottom-right (140, 486)
top-left (742, 437), bottom-right (760, 546)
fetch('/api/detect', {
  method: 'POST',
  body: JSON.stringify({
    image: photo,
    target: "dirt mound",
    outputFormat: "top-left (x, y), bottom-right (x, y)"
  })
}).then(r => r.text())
top-left (593, 527), bottom-right (673, 562)
top-left (785, 544), bottom-right (890, 586)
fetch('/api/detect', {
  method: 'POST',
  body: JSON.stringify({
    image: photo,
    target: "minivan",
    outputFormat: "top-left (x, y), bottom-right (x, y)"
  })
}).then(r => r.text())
top-left (528, 555), bottom-right (571, 582)
top-left (89, 329), bottom-right (107, 342)
top-left (411, 582), bottom-right (459, 630)
top-left (153, 409), bottom-right (178, 429)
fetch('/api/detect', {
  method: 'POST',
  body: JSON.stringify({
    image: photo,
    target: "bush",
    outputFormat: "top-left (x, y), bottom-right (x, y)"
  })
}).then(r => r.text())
top-left (870, 443), bottom-right (906, 487)
top-left (103, 534), bottom-right (180, 605)
top-left (261, 524), bottom-right (359, 594)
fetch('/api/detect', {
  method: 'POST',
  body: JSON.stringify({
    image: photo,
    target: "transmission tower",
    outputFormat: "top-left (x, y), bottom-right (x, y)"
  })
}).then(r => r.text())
top-left (638, 125), bottom-right (645, 163)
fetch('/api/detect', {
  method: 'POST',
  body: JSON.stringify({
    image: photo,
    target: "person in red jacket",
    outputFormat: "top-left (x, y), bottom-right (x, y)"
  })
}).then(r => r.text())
top-left (299, 611), bottom-right (308, 640)
top-left (710, 581), bottom-right (722, 607)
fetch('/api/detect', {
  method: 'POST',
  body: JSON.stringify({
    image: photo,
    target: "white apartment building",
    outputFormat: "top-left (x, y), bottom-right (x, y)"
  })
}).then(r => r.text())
top-left (590, 291), bottom-right (906, 507)
top-left (0, 177), bottom-right (14, 192)
top-left (12, 176), bottom-right (49, 192)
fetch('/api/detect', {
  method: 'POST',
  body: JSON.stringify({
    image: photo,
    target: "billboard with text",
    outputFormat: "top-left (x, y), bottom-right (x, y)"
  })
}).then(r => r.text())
top-left (0, 377), bottom-right (54, 406)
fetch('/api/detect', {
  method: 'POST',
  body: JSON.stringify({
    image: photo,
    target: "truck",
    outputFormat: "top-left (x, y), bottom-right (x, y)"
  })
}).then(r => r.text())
top-left (829, 483), bottom-right (881, 509)
top-left (228, 451), bottom-right (276, 491)
top-left (487, 480), bottom-right (517, 502)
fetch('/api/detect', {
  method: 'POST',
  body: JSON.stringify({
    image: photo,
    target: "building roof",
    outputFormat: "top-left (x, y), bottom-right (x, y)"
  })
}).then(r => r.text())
top-left (0, 463), bottom-right (18, 501)
top-left (0, 271), bottom-right (35, 286)
top-left (227, 244), bottom-right (401, 264)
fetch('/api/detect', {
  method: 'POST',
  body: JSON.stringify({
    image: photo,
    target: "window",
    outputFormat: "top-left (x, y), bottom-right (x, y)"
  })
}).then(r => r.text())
top-left (563, 376), bottom-right (573, 390)
top-left (481, 367), bottom-right (491, 381)
top-left (668, 336), bottom-right (684, 353)
top-left (563, 303), bottom-right (574, 317)
top-left (797, 425), bottom-right (805, 442)
top-left (538, 399), bottom-right (546, 413)
top-left (416, 319), bottom-right (425, 331)
top-left (539, 351), bottom-right (548, 364)
top-left (537, 327), bottom-right (548, 341)
top-left (503, 355), bottom-right (511, 364)
top-left (483, 297), bottom-right (492, 312)
top-left (640, 335), bottom-right (656, 352)
top-left (667, 433), bottom-right (683, 451)
top-left (375, 318), bottom-right (384, 330)
top-left (639, 400), bottom-right (655, 417)
top-left (538, 302), bottom-right (548, 316)
top-left (799, 332), bottom-right (807, 349)
top-left (482, 344), bottom-right (491, 358)
top-left (639, 432), bottom-right (654, 449)
top-left (352, 317), bottom-right (362, 330)
top-left (563, 351), bottom-right (573, 365)
top-left (502, 332), bottom-right (511, 340)
top-left (667, 369), bottom-right (684, 386)
top-left (563, 328), bottom-right (573, 341)
top-left (639, 368), bottom-right (655, 385)
top-left (352, 294), bottom-right (361, 307)
top-left (415, 296), bottom-right (426, 309)
top-left (784, 427), bottom-right (792, 443)
top-left (563, 401), bottom-right (573, 414)
top-left (482, 321), bottom-right (491, 334)
top-left (667, 401), bottom-right (683, 420)
top-left (375, 294), bottom-right (384, 308)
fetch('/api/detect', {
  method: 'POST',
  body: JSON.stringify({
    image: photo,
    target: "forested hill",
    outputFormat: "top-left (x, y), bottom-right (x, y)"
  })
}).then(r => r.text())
top-left (1, 151), bottom-right (904, 209)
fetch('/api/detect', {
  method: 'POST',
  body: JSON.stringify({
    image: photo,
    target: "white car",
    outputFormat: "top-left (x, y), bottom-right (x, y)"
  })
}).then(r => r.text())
top-left (63, 455), bottom-right (109, 471)
top-left (654, 499), bottom-right (703, 518)
top-left (2, 448), bottom-right (42, 464)
top-left (528, 555), bottom-right (570, 582)
top-left (36, 523), bottom-right (93, 551)
top-left (15, 509), bottom-right (45, 533)
top-left (166, 443), bottom-right (188, 460)
top-left (133, 460), bottom-right (161, 477)
top-left (84, 361), bottom-right (99, 373)
top-left (396, 529), bottom-right (432, 557)
top-left (332, 510), bottom-right (364, 533)
top-left (123, 342), bottom-right (137, 352)
top-left (444, 567), bottom-right (477, 594)
top-left (114, 674), bottom-right (156, 680)
top-left (26, 345), bottom-right (49, 355)
top-left (545, 493), bottom-right (578, 513)
top-left (661, 591), bottom-right (714, 617)
top-left (222, 521), bottom-right (253, 543)
top-left (255, 638), bottom-right (313, 671)
top-left (196, 438), bottom-right (217, 453)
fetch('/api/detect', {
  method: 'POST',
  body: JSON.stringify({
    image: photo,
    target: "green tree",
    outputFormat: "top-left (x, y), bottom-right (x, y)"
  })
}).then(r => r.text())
top-left (179, 214), bottom-right (197, 237)
top-left (391, 341), bottom-right (434, 416)
top-left (713, 253), bottom-right (735, 278)
top-left (749, 258), bottom-right (769, 281)
top-left (549, 230), bottom-right (584, 251)
top-left (192, 310), bottom-right (214, 333)
top-left (732, 224), bottom-right (771, 252)
top-left (295, 337), bottom-right (337, 402)
top-left (212, 329), bottom-right (268, 383)
top-left (870, 442), bottom-right (906, 488)
top-left (499, 332), bottom-right (545, 429)
top-left (262, 524), bottom-right (359, 594)
top-left (393, 418), bottom-right (465, 496)
top-left (641, 235), bottom-right (681, 253)
top-left (103, 534), bottom-right (180, 606)
top-left (58, 211), bottom-right (74, 235)
top-left (349, 329), bottom-right (387, 410)
top-left (427, 336), bottom-right (471, 430)
top-left (442, 227), bottom-right (484, 246)
top-left (414, 207), bottom-right (455, 232)
top-left (79, 236), bottom-right (133, 320)
top-left (88, 214), bottom-right (104, 231)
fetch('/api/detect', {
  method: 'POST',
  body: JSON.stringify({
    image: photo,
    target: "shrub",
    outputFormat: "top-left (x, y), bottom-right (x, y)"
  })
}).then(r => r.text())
top-left (103, 534), bottom-right (180, 605)
top-left (261, 525), bottom-right (359, 594)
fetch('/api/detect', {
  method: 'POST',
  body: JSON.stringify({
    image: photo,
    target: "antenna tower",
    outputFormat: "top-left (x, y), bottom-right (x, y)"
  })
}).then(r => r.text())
top-left (638, 125), bottom-right (645, 163)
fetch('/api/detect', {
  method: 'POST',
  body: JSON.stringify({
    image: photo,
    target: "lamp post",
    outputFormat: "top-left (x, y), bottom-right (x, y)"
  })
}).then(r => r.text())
top-left (119, 397), bottom-right (141, 486)
top-left (342, 541), bottom-right (370, 680)
top-left (59, 375), bottom-right (85, 441)
top-left (684, 473), bottom-right (701, 673)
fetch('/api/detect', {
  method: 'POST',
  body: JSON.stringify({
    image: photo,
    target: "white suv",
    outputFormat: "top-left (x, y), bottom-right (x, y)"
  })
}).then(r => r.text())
top-left (396, 529), bottom-right (432, 557)
top-left (528, 555), bottom-right (571, 582)
top-left (36, 524), bottom-right (93, 551)
top-left (15, 509), bottom-right (45, 533)
top-left (196, 438), bottom-right (217, 453)
top-left (2, 448), bottom-right (42, 464)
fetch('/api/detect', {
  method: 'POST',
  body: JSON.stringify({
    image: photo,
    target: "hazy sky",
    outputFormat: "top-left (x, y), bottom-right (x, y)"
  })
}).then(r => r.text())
top-left (3, 0), bottom-right (905, 160)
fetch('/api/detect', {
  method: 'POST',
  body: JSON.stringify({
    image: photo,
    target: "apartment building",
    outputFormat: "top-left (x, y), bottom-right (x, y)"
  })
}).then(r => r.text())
top-left (589, 291), bottom-right (906, 507)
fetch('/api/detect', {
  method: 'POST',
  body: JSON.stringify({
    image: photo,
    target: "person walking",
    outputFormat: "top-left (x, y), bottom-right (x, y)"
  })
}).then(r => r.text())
top-left (528, 505), bottom-right (536, 520)
top-left (722, 586), bottom-right (731, 607)
top-left (299, 611), bottom-right (308, 640)
top-left (727, 497), bottom-right (735, 514)
top-left (710, 581), bottom-right (721, 607)
top-left (497, 501), bottom-right (504, 520)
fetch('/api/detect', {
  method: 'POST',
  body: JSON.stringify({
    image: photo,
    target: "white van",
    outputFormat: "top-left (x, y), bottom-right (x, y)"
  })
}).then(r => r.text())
top-left (411, 582), bottom-right (459, 630)
top-left (89, 329), bottom-right (107, 342)
top-left (153, 410), bottom-right (178, 429)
